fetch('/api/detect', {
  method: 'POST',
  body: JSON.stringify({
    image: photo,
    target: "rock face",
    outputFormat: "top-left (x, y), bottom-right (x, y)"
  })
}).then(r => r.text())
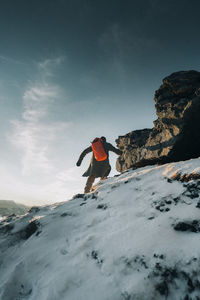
top-left (116, 70), bottom-right (200, 172)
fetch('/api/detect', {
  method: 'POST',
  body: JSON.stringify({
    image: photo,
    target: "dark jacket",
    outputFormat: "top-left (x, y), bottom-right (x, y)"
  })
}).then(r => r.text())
top-left (77, 141), bottom-right (121, 178)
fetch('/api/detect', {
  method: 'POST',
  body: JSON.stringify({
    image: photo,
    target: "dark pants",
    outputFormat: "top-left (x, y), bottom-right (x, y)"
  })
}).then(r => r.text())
top-left (84, 166), bottom-right (111, 193)
top-left (84, 175), bottom-right (96, 193)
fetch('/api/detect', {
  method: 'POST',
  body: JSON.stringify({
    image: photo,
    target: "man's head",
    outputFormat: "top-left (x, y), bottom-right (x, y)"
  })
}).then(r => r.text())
top-left (101, 136), bottom-right (106, 142)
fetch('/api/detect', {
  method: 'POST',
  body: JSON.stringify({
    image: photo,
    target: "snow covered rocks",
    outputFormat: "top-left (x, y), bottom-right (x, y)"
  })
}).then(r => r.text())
top-left (1, 158), bottom-right (200, 299)
top-left (116, 70), bottom-right (200, 172)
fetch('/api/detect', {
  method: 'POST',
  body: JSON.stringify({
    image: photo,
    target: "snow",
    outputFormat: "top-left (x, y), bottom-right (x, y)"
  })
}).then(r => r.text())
top-left (1, 158), bottom-right (200, 300)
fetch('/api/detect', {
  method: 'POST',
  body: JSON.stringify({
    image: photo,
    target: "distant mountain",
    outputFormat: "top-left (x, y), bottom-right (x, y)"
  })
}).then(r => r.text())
top-left (0, 200), bottom-right (29, 217)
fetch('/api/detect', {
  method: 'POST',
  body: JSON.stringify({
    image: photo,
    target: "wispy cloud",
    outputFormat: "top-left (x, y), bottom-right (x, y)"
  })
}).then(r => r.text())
top-left (11, 120), bottom-right (70, 176)
top-left (38, 56), bottom-right (65, 78)
top-left (8, 58), bottom-right (71, 176)
top-left (4, 56), bottom-right (85, 205)
top-left (22, 85), bottom-right (60, 122)
top-left (0, 54), bottom-right (27, 65)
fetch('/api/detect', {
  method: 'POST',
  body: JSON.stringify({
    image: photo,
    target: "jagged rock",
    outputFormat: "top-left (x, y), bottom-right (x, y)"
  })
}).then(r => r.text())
top-left (116, 70), bottom-right (200, 172)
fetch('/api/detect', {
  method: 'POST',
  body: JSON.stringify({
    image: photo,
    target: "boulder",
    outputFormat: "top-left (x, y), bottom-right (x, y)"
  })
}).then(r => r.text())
top-left (116, 70), bottom-right (200, 172)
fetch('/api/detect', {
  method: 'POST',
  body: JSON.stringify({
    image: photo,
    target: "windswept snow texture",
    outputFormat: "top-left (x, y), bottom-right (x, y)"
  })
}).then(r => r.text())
top-left (1, 158), bottom-right (200, 300)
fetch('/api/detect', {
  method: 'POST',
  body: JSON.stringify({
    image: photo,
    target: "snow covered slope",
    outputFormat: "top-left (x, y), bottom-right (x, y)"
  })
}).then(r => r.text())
top-left (1, 158), bottom-right (200, 300)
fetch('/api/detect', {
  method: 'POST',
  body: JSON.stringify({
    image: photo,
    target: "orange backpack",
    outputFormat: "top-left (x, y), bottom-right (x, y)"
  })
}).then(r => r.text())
top-left (91, 138), bottom-right (107, 161)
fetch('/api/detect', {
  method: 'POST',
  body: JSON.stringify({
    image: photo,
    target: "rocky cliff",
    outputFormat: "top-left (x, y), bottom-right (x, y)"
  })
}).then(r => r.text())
top-left (116, 70), bottom-right (200, 172)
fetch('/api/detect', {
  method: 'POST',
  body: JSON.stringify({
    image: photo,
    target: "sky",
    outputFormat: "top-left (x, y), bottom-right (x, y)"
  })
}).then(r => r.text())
top-left (1, 0), bottom-right (200, 205)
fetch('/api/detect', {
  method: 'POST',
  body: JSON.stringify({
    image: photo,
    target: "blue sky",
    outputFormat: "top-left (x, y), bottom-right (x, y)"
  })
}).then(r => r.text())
top-left (1, 0), bottom-right (200, 205)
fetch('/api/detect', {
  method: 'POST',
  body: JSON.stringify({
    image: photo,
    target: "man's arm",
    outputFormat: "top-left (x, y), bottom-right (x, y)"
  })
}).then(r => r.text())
top-left (107, 143), bottom-right (122, 155)
top-left (76, 146), bottom-right (92, 166)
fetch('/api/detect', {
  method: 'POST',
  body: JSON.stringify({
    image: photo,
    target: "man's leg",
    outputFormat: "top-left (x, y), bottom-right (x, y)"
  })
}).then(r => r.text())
top-left (101, 166), bottom-right (111, 180)
top-left (84, 175), bottom-right (96, 193)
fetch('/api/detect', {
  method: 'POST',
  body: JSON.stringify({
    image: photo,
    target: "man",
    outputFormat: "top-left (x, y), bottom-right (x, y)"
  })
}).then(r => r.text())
top-left (76, 136), bottom-right (122, 193)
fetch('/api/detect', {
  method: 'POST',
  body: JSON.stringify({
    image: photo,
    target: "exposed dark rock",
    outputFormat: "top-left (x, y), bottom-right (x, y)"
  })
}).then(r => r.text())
top-left (60, 212), bottom-right (73, 217)
top-left (19, 220), bottom-right (40, 240)
top-left (153, 196), bottom-right (174, 212)
top-left (97, 204), bottom-right (108, 210)
top-left (28, 206), bottom-right (40, 213)
top-left (0, 223), bottom-right (14, 234)
top-left (153, 264), bottom-right (178, 296)
top-left (181, 182), bottom-right (200, 199)
top-left (119, 255), bottom-right (149, 272)
top-left (173, 196), bottom-right (180, 204)
top-left (72, 193), bottom-right (85, 199)
top-left (19, 283), bottom-right (32, 297)
top-left (73, 192), bottom-right (98, 201)
top-left (90, 193), bottom-right (98, 200)
top-left (167, 178), bottom-right (173, 183)
top-left (91, 250), bottom-right (98, 260)
top-left (116, 70), bottom-right (200, 172)
top-left (121, 291), bottom-right (131, 300)
top-left (155, 281), bottom-right (168, 296)
top-left (165, 200), bottom-right (172, 204)
top-left (174, 220), bottom-right (200, 232)
top-left (149, 260), bottom-right (200, 298)
top-left (171, 172), bottom-right (200, 182)
top-left (90, 250), bottom-right (103, 265)
top-left (153, 254), bottom-right (165, 259)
